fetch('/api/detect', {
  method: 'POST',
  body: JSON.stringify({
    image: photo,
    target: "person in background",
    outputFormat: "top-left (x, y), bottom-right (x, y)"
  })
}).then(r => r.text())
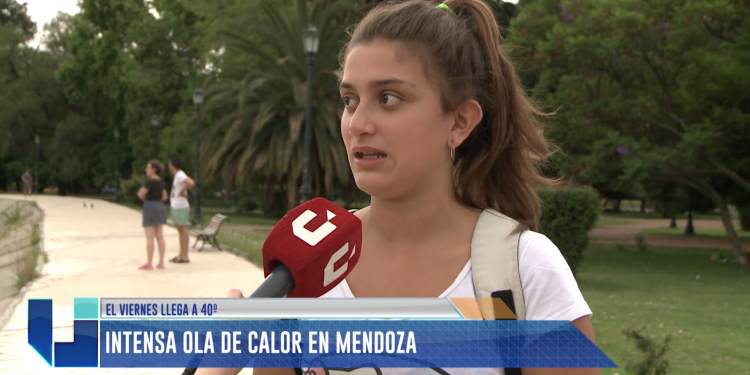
top-left (137, 160), bottom-right (168, 270)
top-left (168, 157), bottom-right (194, 264)
top-left (21, 169), bottom-right (32, 196)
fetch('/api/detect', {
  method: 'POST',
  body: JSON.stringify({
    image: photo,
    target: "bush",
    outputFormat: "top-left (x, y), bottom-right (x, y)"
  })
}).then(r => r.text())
top-left (537, 185), bottom-right (600, 277)
top-left (635, 233), bottom-right (648, 251)
top-left (621, 324), bottom-right (671, 375)
top-left (120, 174), bottom-right (147, 205)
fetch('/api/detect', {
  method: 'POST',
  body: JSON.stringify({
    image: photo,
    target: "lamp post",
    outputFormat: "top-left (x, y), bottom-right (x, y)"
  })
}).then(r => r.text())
top-left (192, 88), bottom-right (203, 226)
top-left (151, 114), bottom-right (159, 159)
top-left (299, 24), bottom-right (320, 204)
top-left (34, 135), bottom-right (39, 194)
top-left (114, 128), bottom-right (120, 203)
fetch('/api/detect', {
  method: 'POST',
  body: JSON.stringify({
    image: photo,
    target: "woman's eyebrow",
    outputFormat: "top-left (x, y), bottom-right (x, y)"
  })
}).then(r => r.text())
top-left (340, 78), bottom-right (417, 91)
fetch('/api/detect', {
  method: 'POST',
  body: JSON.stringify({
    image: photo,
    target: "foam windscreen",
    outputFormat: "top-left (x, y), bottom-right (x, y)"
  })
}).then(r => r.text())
top-left (261, 198), bottom-right (362, 297)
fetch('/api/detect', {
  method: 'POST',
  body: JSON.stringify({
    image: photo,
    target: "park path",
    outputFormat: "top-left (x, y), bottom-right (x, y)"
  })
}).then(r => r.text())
top-left (0, 194), bottom-right (264, 375)
top-left (590, 216), bottom-right (750, 249)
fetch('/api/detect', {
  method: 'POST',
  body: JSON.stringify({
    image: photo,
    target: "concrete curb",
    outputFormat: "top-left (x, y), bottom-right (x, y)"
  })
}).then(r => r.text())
top-left (0, 202), bottom-right (46, 331)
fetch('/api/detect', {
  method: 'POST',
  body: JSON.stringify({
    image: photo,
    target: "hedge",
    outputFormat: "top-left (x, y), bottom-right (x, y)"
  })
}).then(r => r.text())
top-left (536, 185), bottom-right (600, 277)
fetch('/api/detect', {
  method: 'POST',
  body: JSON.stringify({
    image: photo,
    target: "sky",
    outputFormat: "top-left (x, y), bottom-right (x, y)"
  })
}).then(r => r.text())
top-left (22, 0), bottom-right (519, 47)
top-left (24, 0), bottom-right (81, 47)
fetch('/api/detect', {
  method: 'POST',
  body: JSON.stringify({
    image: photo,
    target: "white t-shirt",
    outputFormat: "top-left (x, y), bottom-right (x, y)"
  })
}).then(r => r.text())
top-left (170, 170), bottom-right (190, 209)
top-left (307, 230), bottom-right (592, 375)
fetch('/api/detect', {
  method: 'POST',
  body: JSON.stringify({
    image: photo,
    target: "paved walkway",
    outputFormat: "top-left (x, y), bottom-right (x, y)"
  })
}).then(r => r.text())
top-left (590, 216), bottom-right (750, 249)
top-left (0, 195), bottom-right (264, 375)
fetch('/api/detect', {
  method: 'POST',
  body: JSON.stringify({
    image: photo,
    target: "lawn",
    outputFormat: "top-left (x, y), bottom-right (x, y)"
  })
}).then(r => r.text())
top-left (212, 223), bottom-right (750, 374)
top-left (577, 245), bottom-right (750, 374)
top-left (641, 227), bottom-right (750, 241)
top-left (121, 203), bottom-right (279, 227)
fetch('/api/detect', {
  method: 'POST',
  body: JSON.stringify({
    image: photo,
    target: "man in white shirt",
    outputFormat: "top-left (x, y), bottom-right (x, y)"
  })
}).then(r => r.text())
top-left (168, 157), bottom-right (194, 263)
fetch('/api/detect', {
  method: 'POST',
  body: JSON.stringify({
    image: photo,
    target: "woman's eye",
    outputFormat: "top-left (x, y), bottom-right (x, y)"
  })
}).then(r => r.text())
top-left (342, 96), bottom-right (357, 107)
top-left (381, 93), bottom-right (401, 106)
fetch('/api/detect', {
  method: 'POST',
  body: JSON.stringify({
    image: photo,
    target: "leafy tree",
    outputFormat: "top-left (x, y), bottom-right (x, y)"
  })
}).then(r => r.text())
top-left (201, 0), bottom-right (359, 214)
top-left (509, 0), bottom-right (750, 266)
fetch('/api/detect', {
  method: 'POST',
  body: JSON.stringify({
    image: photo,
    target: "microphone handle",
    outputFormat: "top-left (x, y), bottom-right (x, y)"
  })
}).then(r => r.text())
top-left (181, 263), bottom-right (296, 374)
top-left (249, 263), bottom-right (295, 298)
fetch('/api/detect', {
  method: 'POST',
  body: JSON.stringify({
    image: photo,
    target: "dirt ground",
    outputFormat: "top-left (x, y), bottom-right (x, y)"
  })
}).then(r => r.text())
top-left (222, 216), bottom-right (748, 251)
top-left (590, 217), bottom-right (750, 250)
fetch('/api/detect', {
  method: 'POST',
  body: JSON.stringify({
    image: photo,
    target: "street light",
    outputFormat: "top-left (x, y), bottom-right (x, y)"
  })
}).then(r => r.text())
top-left (34, 135), bottom-right (39, 194)
top-left (114, 128), bottom-right (120, 203)
top-left (151, 114), bottom-right (159, 159)
top-left (299, 24), bottom-right (320, 204)
top-left (192, 88), bottom-right (203, 226)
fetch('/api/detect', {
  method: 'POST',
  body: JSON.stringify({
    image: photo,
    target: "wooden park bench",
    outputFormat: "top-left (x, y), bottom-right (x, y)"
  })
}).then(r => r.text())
top-left (190, 214), bottom-right (229, 251)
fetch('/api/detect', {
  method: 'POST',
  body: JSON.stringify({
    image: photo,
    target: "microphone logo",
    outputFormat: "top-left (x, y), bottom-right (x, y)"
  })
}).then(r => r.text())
top-left (292, 209), bottom-right (337, 246)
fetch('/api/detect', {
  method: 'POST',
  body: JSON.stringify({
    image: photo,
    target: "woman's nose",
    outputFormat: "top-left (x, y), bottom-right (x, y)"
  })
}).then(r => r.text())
top-left (346, 103), bottom-right (375, 137)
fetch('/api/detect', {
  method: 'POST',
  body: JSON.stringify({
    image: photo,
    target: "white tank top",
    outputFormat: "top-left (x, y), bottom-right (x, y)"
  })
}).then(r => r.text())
top-left (305, 230), bottom-right (593, 375)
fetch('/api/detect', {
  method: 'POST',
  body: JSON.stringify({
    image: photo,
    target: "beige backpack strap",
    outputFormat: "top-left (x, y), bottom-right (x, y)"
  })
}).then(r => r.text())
top-left (470, 209), bottom-right (526, 321)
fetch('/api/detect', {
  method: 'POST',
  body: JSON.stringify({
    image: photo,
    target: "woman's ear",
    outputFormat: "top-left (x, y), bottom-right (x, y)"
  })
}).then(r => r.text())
top-left (450, 99), bottom-right (483, 147)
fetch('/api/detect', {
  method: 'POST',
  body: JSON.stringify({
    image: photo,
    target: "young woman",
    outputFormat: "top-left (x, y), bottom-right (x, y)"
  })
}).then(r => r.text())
top-left (197, 0), bottom-right (598, 374)
top-left (138, 159), bottom-right (168, 270)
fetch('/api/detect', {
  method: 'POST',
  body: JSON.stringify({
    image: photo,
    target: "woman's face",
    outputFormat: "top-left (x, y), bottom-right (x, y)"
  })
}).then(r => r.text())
top-left (339, 40), bottom-right (453, 199)
top-left (145, 163), bottom-right (153, 176)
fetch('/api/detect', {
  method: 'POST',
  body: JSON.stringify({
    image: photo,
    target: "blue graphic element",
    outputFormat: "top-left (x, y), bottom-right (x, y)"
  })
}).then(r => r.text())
top-left (99, 320), bottom-right (618, 369)
top-left (28, 299), bottom-right (53, 365)
top-left (27, 299), bottom-right (100, 367)
top-left (74, 298), bottom-right (99, 320)
top-left (55, 320), bottom-right (99, 367)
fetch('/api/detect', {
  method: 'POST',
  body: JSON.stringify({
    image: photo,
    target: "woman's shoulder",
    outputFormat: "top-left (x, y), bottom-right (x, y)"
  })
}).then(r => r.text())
top-left (515, 230), bottom-right (592, 321)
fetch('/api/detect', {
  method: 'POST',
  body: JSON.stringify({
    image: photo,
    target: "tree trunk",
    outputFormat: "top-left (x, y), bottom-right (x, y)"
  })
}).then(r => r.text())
top-left (669, 214), bottom-right (676, 228)
top-left (224, 173), bottom-right (234, 202)
top-left (286, 173), bottom-right (298, 213)
top-left (641, 198), bottom-right (646, 213)
top-left (682, 177), bottom-right (749, 268)
top-left (614, 199), bottom-right (621, 212)
top-left (715, 194), bottom-right (749, 268)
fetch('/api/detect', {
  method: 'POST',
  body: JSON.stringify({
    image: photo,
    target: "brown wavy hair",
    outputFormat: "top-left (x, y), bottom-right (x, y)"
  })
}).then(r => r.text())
top-left (339, 0), bottom-right (557, 231)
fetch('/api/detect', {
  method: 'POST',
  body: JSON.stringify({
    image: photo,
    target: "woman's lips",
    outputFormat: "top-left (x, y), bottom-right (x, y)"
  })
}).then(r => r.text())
top-left (352, 147), bottom-right (387, 167)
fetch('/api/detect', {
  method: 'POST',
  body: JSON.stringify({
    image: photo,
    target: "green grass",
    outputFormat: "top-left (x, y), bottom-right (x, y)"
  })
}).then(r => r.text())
top-left (2, 202), bottom-right (28, 228)
top-left (121, 203), bottom-right (279, 227)
top-left (577, 245), bottom-right (750, 374)
top-left (641, 227), bottom-right (750, 241)
top-left (199, 206), bottom-right (278, 227)
top-left (204, 226), bottom-right (750, 374)
top-left (599, 211), bottom-right (723, 221)
top-left (216, 229), bottom-right (268, 267)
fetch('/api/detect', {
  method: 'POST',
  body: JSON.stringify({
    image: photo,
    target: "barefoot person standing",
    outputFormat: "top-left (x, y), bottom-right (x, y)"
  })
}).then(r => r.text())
top-left (168, 157), bottom-right (194, 264)
top-left (137, 160), bottom-right (168, 270)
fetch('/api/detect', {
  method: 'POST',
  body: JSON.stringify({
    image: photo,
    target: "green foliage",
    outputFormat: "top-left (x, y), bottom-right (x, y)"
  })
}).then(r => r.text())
top-left (635, 233), bottom-right (648, 251)
top-left (621, 324), bottom-right (671, 375)
top-left (2, 202), bottom-right (26, 228)
top-left (201, 0), bottom-right (359, 212)
top-left (120, 174), bottom-right (147, 205)
top-left (509, 0), bottom-right (750, 219)
top-left (536, 185), bottom-right (600, 276)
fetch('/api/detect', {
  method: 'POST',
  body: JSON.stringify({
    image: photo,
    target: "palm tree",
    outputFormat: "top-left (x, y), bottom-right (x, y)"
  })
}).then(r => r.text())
top-left (200, 0), bottom-right (361, 215)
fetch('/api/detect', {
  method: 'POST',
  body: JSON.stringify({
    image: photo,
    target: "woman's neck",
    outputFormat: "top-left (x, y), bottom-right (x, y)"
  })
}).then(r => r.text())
top-left (364, 173), bottom-right (481, 252)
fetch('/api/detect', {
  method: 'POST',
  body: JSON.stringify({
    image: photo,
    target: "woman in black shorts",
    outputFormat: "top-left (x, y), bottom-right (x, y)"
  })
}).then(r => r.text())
top-left (137, 159), bottom-right (168, 270)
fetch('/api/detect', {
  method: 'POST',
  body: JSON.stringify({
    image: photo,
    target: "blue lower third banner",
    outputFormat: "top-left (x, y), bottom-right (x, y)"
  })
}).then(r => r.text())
top-left (100, 320), bottom-right (616, 368)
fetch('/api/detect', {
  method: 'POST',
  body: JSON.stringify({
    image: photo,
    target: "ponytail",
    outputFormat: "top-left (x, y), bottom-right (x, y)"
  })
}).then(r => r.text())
top-left (343, 0), bottom-right (557, 231)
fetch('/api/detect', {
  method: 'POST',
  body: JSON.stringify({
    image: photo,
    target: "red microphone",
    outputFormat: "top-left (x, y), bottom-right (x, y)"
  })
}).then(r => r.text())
top-left (180, 198), bottom-right (361, 375)
top-left (256, 197), bottom-right (362, 298)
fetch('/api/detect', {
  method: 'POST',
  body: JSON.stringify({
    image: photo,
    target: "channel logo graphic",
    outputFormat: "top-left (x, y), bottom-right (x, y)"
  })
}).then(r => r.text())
top-left (28, 298), bottom-right (99, 367)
